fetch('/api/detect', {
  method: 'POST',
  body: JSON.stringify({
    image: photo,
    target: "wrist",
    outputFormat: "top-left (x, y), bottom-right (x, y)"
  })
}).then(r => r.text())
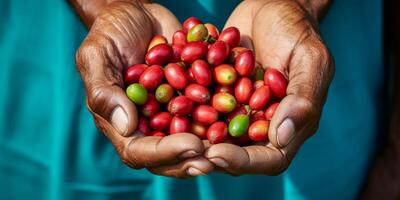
top-left (294, 0), bottom-right (331, 21)
top-left (69, 0), bottom-right (151, 27)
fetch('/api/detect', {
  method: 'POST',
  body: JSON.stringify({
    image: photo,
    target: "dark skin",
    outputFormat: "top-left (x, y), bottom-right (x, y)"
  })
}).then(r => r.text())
top-left (70, 0), bottom-right (339, 178)
top-left (70, 0), bottom-right (400, 196)
top-left (205, 0), bottom-right (334, 175)
top-left (71, 0), bottom-right (214, 178)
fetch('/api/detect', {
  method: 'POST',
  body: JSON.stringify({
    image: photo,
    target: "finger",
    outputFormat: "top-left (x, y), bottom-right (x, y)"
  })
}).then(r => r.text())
top-left (202, 140), bottom-right (211, 149)
top-left (205, 143), bottom-right (287, 175)
top-left (90, 109), bottom-right (207, 169)
top-left (76, 38), bottom-right (138, 140)
top-left (223, 0), bottom-right (264, 51)
top-left (250, 2), bottom-right (334, 148)
top-left (143, 3), bottom-right (182, 42)
top-left (77, 4), bottom-right (207, 170)
top-left (123, 133), bottom-right (206, 168)
top-left (96, 2), bottom-right (154, 66)
top-left (268, 37), bottom-right (334, 149)
top-left (148, 156), bottom-right (214, 178)
top-left (251, 0), bottom-right (320, 71)
top-left (76, 2), bottom-right (155, 139)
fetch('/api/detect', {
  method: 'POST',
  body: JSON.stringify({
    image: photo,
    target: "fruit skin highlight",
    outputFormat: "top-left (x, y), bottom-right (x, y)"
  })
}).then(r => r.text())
top-left (212, 92), bottom-right (237, 113)
top-left (126, 83), bottom-right (148, 105)
top-left (249, 86), bottom-right (271, 110)
top-left (228, 47), bottom-right (248, 63)
top-left (190, 123), bottom-right (207, 139)
top-left (185, 84), bottom-right (210, 104)
top-left (214, 64), bottom-right (237, 86)
top-left (234, 77), bottom-right (253, 104)
top-left (173, 30), bottom-right (187, 46)
top-left (264, 68), bottom-right (288, 99)
top-left (248, 120), bottom-right (269, 142)
top-left (183, 17), bottom-right (202, 33)
top-left (192, 105), bottom-right (219, 126)
top-left (207, 122), bottom-right (228, 144)
top-left (187, 24), bottom-right (208, 42)
top-left (235, 50), bottom-right (255, 77)
top-left (165, 63), bottom-right (189, 90)
top-left (155, 84), bottom-right (174, 103)
top-left (181, 41), bottom-right (208, 63)
top-left (229, 114), bottom-right (250, 137)
top-left (150, 112), bottom-right (172, 131)
top-left (170, 116), bottom-right (190, 134)
top-left (124, 64), bottom-right (147, 85)
top-left (204, 23), bottom-right (219, 41)
top-left (190, 60), bottom-right (212, 86)
top-left (218, 27), bottom-right (240, 48)
top-left (148, 35), bottom-right (168, 51)
top-left (207, 41), bottom-right (229, 66)
top-left (139, 65), bottom-right (164, 91)
top-left (168, 96), bottom-right (194, 116)
top-left (145, 43), bottom-right (173, 65)
top-left (265, 103), bottom-right (279, 120)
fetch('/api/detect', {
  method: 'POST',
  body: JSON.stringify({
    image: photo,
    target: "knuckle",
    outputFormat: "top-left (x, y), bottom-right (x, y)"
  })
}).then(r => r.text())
top-left (308, 40), bottom-right (335, 81)
top-left (75, 38), bottom-right (107, 71)
top-left (292, 39), bottom-right (334, 109)
top-left (268, 150), bottom-right (291, 176)
top-left (86, 85), bottom-right (109, 115)
top-left (120, 138), bottom-right (142, 169)
top-left (296, 96), bottom-right (320, 119)
top-left (75, 41), bottom-right (95, 74)
top-left (318, 45), bottom-right (335, 80)
top-left (271, 161), bottom-right (290, 176)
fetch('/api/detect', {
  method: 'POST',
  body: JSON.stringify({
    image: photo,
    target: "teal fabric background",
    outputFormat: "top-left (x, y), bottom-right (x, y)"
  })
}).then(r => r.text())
top-left (0, 0), bottom-right (383, 199)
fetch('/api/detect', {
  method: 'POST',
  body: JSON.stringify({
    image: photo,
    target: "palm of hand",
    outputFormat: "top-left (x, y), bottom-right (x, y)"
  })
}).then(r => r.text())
top-left (77, 2), bottom-right (213, 178)
top-left (77, 0), bottom-right (334, 177)
top-left (205, 0), bottom-right (334, 175)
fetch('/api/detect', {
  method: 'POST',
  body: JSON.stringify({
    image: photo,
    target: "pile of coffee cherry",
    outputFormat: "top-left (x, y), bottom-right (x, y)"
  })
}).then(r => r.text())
top-left (124, 17), bottom-right (287, 145)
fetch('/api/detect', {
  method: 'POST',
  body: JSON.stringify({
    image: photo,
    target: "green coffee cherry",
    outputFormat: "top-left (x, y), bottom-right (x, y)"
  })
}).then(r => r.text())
top-left (229, 114), bottom-right (250, 137)
top-left (126, 83), bottom-right (148, 105)
top-left (187, 24), bottom-right (208, 42)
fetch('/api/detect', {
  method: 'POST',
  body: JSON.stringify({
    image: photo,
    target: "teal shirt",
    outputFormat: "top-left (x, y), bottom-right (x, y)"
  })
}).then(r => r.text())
top-left (0, 0), bottom-right (383, 199)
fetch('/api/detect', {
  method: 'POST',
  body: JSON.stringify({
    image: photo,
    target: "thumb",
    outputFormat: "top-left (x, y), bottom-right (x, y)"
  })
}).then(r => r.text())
top-left (267, 38), bottom-right (334, 149)
top-left (76, 38), bottom-right (138, 140)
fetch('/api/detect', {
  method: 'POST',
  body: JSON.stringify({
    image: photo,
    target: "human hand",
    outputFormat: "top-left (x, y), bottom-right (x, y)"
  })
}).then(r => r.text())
top-left (75, 1), bottom-right (213, 178)
top-left (205, 0), bottom-right (334, 175)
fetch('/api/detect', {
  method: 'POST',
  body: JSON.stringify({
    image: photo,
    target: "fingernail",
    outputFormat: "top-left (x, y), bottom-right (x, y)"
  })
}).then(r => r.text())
top-left (209, 158), bottom-right (229, 168)
top-left (180, 150), bottom-right (199, 158)
top-left (187, 167), bottom-right (205, 176)
top-left (277, 118), bottom-right (295, 147)
top-left (111, 106), bottom-right (128, 135)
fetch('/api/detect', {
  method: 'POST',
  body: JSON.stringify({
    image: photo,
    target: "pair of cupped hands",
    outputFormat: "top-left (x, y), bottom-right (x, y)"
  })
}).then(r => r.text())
top-left (75, 0), bottom-right (334, 178)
